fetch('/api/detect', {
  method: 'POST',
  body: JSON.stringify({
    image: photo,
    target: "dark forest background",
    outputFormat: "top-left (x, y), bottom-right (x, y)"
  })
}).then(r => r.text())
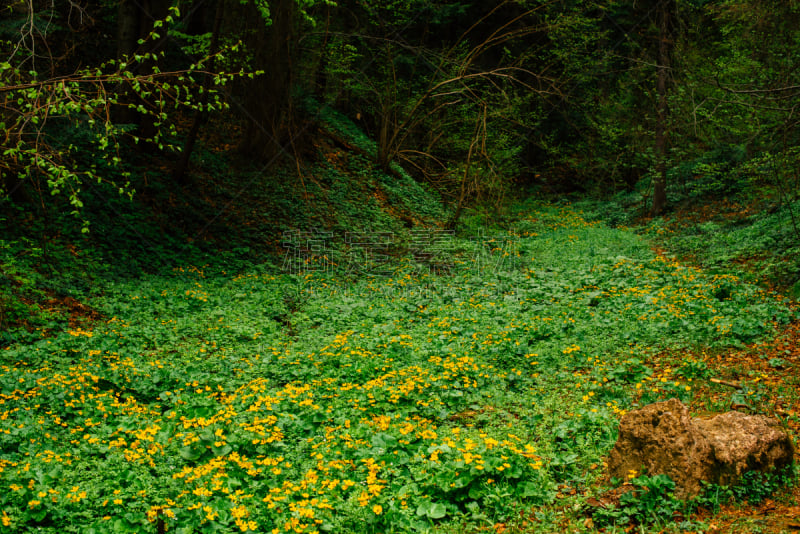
top-left (2, 0), bottom-right (800, 312)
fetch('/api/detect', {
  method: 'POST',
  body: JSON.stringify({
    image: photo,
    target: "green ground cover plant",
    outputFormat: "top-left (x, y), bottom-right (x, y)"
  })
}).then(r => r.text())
top-left (592, 466), bottom-right (798, 531)
top-left (574, 176), bottom-right (800, 298)
top-left (0, 202), bottom-right (795, 533)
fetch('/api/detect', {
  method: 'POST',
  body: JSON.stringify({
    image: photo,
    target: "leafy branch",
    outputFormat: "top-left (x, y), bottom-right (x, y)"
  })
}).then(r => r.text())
top-left (0, 6), bottom-right (254, 231)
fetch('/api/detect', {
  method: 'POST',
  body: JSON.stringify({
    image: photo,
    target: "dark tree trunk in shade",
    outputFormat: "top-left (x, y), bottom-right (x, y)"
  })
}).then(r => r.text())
top-left (136, 0), bottom-right (170, 143)
top-left (114, 0), bottom-right (169, 141)
top-left (173, 0), bottom-right (224, 185)
top-left (115, 0), bottom-right (141, 126)
top-left (652, 0), bottom-right (673, 216)
top-left (238, 0), bottom-right (298, 164)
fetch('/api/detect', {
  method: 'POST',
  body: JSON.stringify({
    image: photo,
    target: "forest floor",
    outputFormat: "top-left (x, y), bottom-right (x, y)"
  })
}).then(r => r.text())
top-left (2, 199), bottom-right (799, 533)
top-left (643, 200), bottom-right (800, 534)
top-left (4, 114), bottom-right (800, 531)
top-left (667, 320), bottom-right (800, 534)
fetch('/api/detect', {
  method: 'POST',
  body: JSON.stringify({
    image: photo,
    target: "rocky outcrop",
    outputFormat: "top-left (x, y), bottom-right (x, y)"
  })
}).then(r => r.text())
top-left (607, 398), bottom-right (793, 498)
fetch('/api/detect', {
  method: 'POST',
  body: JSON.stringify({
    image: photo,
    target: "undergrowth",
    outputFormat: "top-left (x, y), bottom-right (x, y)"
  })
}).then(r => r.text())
top-left (0, 200), bottom-right (795, 533)
top-left (572, 150), bottom-right (800, 298)
top-left (593, 466), bottom-right (798, 530)
top-left (2, 111), bottom-right (799, 532)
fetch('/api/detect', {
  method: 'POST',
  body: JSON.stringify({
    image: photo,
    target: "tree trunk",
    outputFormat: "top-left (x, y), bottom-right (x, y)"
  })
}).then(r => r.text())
top-left (377, 99), bottom-right (393, 170)
top-left (173, 0), bottom-right (224, 185)
top-left (238, 0), bottom-right (297, 164)
top-left (376, 40), bottom-right (399, 170)
top-left (114, 0), bottom-right (168, 141)
top-left (651, 0), bottom-right (673, 216)
top-left (137, 0), bottom-right (170, 143)
top-left (115, 0), bottom-right (141, 126)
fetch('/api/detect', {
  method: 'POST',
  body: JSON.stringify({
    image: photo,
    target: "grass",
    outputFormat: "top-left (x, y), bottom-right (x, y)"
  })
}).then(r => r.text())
top-left (0, 201), bottom-right (795, 533)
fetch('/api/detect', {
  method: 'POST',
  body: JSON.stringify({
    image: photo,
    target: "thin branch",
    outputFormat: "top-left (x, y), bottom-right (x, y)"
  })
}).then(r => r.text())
top-left (714, 81), bottom-right (800, 95)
